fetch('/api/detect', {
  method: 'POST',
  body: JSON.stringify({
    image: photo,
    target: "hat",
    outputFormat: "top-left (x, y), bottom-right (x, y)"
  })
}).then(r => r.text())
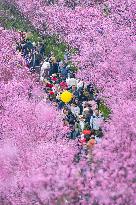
top-left (52, 74), bottom-right (57, 77)
top-left (46, 83), bottom-right (53, 88)
top-left (60, 82), bottom-right (68, 88)
top-left (49, 91), bottom-right (54, 95)
top-left (52, 77), bottom-right (58, 81)
top-left (83, 130), bottom-right (91, 135)
top-left (79, 135), bottom-right (86, 144)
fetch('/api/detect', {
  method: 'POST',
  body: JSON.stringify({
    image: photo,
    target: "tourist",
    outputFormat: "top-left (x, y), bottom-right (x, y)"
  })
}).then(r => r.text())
top-left (60, 63), bottom-right (69, 79)
top-left (17, 36), bottom-right (105, 161)
top-left (90, 110), bottom-right (104, 130)
top-left (70, 103), bottom-right (80, 117)
top-left (66, 74), bottom-right (77, 88)
top-left (78, 115), bottom-right (85, 132)
top-left (40, 60), bottom-right (50, 81)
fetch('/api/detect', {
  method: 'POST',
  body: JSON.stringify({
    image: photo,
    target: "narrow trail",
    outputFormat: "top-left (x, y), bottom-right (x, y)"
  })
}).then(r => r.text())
top-left (17, 33), bottom-right (105, 163)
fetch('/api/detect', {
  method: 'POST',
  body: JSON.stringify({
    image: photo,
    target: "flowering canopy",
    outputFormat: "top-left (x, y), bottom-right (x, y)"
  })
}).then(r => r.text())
top-left (1, 28), bottom-right (92, 205)
top-left (2, 0), bottom-right (136, 204)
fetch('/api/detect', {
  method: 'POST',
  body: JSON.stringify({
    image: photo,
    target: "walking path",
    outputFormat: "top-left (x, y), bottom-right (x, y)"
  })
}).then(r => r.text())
top-left (16, 31), bottom-right (105, 163)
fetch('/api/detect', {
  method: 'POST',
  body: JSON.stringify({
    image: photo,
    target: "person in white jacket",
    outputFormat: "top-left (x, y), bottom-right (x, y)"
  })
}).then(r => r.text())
top-left (40, 60), bottom-right (50, 81)
top-left (90, 110), bottom-right (104, 130)
top-left (66, 76), bottom-right (77, 88)
top-left (78, 115), bottom-right (85, 131)
top-left (77, 79), bottom-right (84, 90)
top-left (71, 103), bottom-right (80, 117)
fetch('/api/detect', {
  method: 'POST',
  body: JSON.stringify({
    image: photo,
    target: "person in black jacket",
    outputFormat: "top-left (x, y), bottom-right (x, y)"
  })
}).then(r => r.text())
top-left (39, 42), bottom-right (45, 57)
top-left (16, 42), bottom-right (22, 52)
top-left (52, 62), bottom-right (58, 74)
top-left (22, 39), bottom-right (33, 56)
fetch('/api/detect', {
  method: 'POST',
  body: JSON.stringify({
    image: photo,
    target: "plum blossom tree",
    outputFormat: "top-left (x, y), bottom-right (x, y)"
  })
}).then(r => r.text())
top-left (0, 28), bottom-right (93, 205)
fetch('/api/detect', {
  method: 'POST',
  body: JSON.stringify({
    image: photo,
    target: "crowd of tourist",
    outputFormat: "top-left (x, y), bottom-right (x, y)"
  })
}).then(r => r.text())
top-left (16, 31), bottom-right (104, 162)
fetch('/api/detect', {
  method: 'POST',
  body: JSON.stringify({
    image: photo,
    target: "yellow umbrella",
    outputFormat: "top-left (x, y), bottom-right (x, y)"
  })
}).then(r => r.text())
top-left (60, 91), bottom-right (73, 103)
